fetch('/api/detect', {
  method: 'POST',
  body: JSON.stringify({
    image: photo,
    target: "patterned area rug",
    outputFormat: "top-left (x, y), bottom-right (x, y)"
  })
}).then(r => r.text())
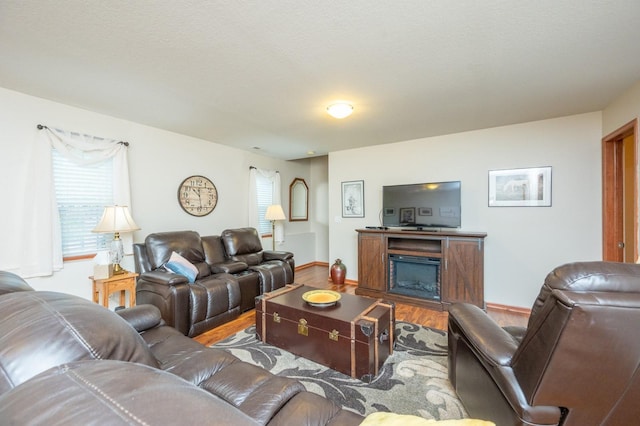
top-left (210, 321), bottom-right (468, 420)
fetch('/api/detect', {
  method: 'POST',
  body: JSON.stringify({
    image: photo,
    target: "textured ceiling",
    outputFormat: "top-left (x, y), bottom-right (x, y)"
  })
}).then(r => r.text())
top-left (2, 1), bottom-right (640, 160)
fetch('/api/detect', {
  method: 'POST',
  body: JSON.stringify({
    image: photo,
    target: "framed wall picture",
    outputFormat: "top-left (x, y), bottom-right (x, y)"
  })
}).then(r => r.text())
top-left (418, 207), bottom-right (433, 216)
top-left (399, 207), bottom-right (416, 223)
top-left (342, 180), bottom-right (364, 218)
top-left (489, 166), bottom-right (552, 207)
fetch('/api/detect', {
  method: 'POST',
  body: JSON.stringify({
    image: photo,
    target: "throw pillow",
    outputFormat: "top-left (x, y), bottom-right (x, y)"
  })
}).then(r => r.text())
top-left (165, 251), bottom-right (198, 283)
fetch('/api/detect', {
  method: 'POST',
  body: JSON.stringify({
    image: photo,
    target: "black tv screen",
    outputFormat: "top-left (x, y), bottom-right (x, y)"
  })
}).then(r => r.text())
top-left (382, 181), bottom-right (461, 229)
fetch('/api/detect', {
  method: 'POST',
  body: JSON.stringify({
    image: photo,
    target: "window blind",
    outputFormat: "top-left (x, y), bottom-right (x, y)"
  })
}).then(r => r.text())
top-left (256, 173), bottom-right (274, 235)
top-left (52, 149), bottom-right (113, 257)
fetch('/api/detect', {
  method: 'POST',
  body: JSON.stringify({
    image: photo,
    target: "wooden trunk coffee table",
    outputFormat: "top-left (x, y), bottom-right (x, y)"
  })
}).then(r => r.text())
top-left (256, 283), bottom-right (395, 382)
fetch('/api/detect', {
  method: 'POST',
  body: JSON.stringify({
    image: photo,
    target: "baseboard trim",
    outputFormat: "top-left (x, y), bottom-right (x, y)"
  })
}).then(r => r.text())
top-left (295, 262), bottom-right (357, 286)
top-left (486, 302), bottom-right (531, 316)
top-left (295, 261), bottom-right (329, 271)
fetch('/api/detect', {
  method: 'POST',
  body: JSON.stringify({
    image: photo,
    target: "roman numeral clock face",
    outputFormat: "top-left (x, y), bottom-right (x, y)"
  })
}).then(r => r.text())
top-left (178, 175), bottom-right (218, 216)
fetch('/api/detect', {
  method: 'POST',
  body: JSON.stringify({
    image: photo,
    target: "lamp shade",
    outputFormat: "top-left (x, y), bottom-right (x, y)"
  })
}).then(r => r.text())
top-left (265, 204), bottom-right (286, 221)
top-left (92, 205), bottom-right (140, 234)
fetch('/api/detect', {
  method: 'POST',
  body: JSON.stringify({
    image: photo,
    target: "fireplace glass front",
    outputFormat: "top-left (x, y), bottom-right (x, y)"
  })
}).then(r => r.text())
top-left (388, 254), bottom-right (440, 301)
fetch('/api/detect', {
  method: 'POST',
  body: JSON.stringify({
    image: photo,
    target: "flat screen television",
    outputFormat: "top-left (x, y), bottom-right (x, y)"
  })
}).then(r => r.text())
top-left (382, 181), bottom-right (461, 229)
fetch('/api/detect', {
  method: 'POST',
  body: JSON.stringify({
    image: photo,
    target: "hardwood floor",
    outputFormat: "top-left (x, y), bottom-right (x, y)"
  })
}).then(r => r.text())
top-left (193, 264), bottom-right (530, 346)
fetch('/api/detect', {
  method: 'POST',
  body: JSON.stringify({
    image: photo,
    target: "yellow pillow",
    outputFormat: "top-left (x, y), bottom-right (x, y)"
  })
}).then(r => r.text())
top-left (360, 412), bottom-right (495, 426)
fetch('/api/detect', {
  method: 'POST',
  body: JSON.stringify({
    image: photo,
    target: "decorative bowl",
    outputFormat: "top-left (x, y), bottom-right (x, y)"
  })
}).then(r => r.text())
top-left (302, 290), bottom-right (341, 307)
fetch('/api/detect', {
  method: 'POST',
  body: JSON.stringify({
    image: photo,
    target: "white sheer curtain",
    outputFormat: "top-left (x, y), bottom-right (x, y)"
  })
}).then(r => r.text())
top-left (248, 167), bottom-right (283, 246)
top-left (19, 127), bottom-right (132, 278)
top-left (248, 167), bottom-right (260, 231)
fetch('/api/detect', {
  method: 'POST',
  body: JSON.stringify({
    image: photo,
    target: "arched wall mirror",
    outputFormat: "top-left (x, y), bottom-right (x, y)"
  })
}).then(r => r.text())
top-left (289, 178), bottom-right (309, 221)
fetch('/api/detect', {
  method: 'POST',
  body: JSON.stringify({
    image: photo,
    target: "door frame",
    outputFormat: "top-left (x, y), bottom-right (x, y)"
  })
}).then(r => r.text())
top-left (602, 119), bottom-right (638, 262)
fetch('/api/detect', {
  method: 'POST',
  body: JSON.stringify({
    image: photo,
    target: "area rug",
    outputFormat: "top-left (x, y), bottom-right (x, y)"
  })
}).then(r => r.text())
top-left (210, 321), bottom-right (468, 420)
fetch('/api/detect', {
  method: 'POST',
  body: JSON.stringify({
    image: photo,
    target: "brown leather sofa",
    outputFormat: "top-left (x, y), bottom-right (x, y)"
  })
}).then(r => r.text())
top-left (0, 272), bottom-right (362, 425)
top-left (448, 261), bottom-right (640, 426)
top-left (133, 228), bottom-right (294, 336)
top-left (133, 230), bottom-right (242, 337)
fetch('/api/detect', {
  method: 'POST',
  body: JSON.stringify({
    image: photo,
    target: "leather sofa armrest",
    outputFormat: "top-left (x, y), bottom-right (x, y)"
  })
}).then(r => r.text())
top-left (270, 391), bottom-right (364, 425)
top-left (200, 361), bottom-right (306, 424)
top-left (116, 304), bottom-right (163, 332)
top-left (211, 261), bottom-right (249, 274)
top-left (140, 270), bottom-right (189, 285)
top-left (263, 251), bottom-right (293, 261)
top-left (448, 303), bottom-right (519, 366)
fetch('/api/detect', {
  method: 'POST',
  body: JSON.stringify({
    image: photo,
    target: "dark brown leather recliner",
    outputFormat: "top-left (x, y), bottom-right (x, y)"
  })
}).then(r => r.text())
top-left (134, 230), bottom-right (241, 337)
top-left (448, 261), bottom-right (640, 426)
top-left (221, 227), bottom-right (295, 293)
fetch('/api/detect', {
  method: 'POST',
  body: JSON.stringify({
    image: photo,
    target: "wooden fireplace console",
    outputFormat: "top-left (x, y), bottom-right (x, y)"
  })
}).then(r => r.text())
top-left (356, 229), bottom-right (487, 311)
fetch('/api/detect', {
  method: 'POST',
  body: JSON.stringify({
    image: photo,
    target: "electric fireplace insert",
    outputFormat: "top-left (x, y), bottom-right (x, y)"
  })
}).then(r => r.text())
top-left (388, 254), bottom-right (440, 301)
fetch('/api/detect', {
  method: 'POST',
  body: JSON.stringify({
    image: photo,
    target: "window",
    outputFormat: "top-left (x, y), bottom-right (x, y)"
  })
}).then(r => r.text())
top-left (20, 126), bottom-right (130, 277)
top-left (256, 173), bottom-right (274, 235)
top-left (52, 149), bottom-right (113, 257)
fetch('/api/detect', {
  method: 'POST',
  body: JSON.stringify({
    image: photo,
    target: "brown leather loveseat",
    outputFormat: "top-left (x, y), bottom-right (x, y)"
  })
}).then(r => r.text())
top-left (134, 228), bottom-right (294, 336)
top-left (447, 261), bottom-right (640, 425)
top-left (0, 271), bottom-right (362, 425)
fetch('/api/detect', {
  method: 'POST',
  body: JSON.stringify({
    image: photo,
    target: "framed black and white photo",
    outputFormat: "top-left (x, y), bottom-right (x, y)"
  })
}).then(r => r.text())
top-left (384, 207), bottom-right (396, 216)
top-left (489, 166), bottom-right (552, 207)
top-left (342, 180), bottom-right (364, 218)
top-left (418, 207), bottom-right (433, 216)
top-left (399, 207), bottom-right (415, 223)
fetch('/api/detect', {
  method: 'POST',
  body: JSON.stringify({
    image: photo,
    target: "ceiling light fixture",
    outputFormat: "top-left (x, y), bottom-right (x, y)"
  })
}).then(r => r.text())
top-left (327, 102), bottom-right (353, 119)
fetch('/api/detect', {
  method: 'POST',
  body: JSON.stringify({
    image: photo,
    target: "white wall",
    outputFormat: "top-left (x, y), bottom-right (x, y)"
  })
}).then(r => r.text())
top-left (329, 112), bottom-right (603, 308)
top-left (310, 156), bottom-right (330, 263)
top-left (602, 79), bottom-right (640, 136)
top-left (0, 87), bottom-right (315, 300)
top-left (4, 80), bottom-right (632, 310)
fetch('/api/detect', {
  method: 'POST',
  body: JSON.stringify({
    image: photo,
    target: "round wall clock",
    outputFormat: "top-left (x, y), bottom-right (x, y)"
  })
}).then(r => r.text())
top-left (177, 175), bottom-right (218, 217)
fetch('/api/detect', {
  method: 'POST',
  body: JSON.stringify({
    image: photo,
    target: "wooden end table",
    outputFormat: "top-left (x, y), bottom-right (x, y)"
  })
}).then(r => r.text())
top-left (90, 272), bottom-right (138, 309)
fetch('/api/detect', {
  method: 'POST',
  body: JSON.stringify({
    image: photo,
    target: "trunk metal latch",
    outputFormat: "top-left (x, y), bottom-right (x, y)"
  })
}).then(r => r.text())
top-left (298, 318), bottom-right (308, 336)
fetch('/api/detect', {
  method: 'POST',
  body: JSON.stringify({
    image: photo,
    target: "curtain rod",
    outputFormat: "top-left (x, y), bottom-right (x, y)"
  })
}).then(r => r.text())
top-left (37, 124), bottom-right (130, 146)
top-left (249, 166), bottom-right (279, 173)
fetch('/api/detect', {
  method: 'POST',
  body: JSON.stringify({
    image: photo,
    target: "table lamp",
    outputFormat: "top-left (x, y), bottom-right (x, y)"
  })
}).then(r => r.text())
top-left (264, 204), bottom-right (286, 250)
top-left (92, 205), bottom-right (141, 274)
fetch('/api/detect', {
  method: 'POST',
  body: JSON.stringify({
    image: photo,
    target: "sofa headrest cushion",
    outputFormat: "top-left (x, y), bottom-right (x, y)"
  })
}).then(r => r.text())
top-left (201, 235), bottom-right (226, 264)
top-left (0, 291), bottom-right (158, 395)
top-left (529, 261), bottom-right (640, 325)
top-left (0, 271), bottom-right (34, 296)
top-left (144, 231), bottom-right (206, 270)
top-left (221, 228), bottom-right (263, 256)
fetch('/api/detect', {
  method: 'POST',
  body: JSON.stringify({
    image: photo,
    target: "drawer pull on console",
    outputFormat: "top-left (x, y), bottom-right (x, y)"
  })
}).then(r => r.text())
top-left (298, 318), bottom-right (308, 336)
top-left (273, 312), bottom-right (281, 323)
top-left (329, 329), bottom-right (339, 341)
